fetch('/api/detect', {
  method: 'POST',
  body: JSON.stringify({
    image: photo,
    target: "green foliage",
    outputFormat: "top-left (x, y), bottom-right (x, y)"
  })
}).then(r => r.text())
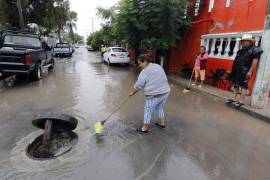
top-left (87, 31), bottom-right (105, 50)
top-left (96, 6), bottom-right (119, 46)
top-left (0, 0), bottom-right (78, 38)
top-left (64, 33), bottom-right (83, 44)
top-left (115, 0), bottom-right (191, 50)
top-left (3, 0), bottom-right (23, 28)
top-left (95, 0), bottom-right (192, 52)
top-left (0, 0), bottom-right (8, 27)
top-left (66, 11), bottom-right (78, 42)
top-left (72, 33), bottom-right (83, 44)
top-left (96, 6), bottom-right (116, 24)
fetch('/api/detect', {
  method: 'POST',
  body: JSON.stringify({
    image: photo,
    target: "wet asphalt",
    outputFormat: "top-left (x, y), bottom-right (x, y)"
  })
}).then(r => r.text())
top-left (0, 48), bottom-right (270, 180)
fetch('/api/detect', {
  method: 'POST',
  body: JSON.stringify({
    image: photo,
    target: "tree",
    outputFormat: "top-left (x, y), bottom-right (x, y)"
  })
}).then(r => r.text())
top-left (53, 0), bottom-right (71, 42)
top-left (25, 0), bottom-right (58, 34)
top-left (96, 6), bottom-right (116, 25)
top-left (96, 6), bottom-right (119, 46)
top-left (73, 33), bottom-right (83, 44)
top-left (2, 0), bottom-right (27, 28)
top-left (66, 11), bottom-right (78, 43)
top-left (0, 0), bottom-right (8, 27)
top-left (0, 0), bottom-right (77, 40)
top-left (115, 0), bottom-right (191, 52)
top-left (87, 30), bottom-right (105, 50)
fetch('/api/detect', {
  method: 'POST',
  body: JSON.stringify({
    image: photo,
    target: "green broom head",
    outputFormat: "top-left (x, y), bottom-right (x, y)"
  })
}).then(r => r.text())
top-left (182, 88), bottom-right (190, 93)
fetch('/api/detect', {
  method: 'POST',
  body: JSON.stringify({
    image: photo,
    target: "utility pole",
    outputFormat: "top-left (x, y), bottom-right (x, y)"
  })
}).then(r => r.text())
top-left (251, 0), bottom-right (270, 108)
top-left (16, 0), bottom-right (25, 29)
top-left (91, 18), bottom-right (94, 33)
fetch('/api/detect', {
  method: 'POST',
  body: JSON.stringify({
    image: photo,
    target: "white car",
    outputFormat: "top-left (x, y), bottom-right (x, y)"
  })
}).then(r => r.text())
top-left (103, 47), bottom-right (130, 65)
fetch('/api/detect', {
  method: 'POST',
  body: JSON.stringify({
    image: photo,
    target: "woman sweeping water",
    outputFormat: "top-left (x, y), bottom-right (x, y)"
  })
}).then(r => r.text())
top-left (129, 54), bottom-right (171, 133)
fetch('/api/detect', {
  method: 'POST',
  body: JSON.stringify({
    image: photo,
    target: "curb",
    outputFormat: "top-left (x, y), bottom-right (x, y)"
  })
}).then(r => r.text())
top-left (168, 76), bottom-right (270, 124)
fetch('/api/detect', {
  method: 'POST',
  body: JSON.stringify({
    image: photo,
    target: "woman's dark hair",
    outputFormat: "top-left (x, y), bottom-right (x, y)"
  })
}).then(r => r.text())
top-left (137, 54), bottom-right (152, 63)
top-left (200, 45), bottom-right (206, 50)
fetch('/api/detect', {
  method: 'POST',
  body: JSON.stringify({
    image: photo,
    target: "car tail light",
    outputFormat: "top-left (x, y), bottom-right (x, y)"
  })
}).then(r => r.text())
top-left (111, 53), bottom-right (117, 57)
top-left (25, 55), bottom-right (31, 65)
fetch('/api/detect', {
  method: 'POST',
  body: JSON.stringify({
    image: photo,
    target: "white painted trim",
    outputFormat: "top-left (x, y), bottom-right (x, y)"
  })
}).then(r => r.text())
top-left (201, 31), bottom-right (263, 39)
top-left (208, 0), bottom-right (215, 12)
top-left (226, 0), bottom-right (232, 8)
top-left (208, 55), bottom-right (234, 60)
top-left (201, 31), bottom-right (263, 60)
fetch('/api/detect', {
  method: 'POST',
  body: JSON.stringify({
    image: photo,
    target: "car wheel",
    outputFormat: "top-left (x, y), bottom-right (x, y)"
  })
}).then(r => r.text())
top-left (31, 63), bottom-right (41, 81)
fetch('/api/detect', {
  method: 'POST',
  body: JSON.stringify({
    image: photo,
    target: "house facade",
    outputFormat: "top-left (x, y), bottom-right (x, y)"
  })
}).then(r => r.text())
top-left (169, 0), bottom-right (268, 92)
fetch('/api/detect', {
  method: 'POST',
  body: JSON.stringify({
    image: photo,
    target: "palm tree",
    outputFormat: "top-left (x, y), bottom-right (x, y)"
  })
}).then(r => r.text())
top-left (65, 11), bottom-right (77, 43)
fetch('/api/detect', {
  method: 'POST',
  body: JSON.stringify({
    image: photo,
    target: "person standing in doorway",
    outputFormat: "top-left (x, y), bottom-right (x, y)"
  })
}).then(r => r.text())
top-left (129, 54), bottom-right (171, 133)
top-left (227, 34), bottom-right (263, 108)
top-left (192, 46), bottom-right (208, 88)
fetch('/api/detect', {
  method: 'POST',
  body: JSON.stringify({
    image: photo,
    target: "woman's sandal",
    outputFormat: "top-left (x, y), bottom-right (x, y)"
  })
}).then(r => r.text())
top-left (136, 128), bottom-right (148, 133)
top-left (226, 99), bottom-right (236, 104)
top-left (155, 122), bottom-right (165, 129)
top-left (234, 102), bottom-right (245, 108)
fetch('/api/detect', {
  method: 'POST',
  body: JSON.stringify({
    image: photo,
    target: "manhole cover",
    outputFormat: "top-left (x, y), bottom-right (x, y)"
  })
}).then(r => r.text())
top-left (27, 113), bottom-right (78, 160)
top-left (32, 112), bottom-right (78, 132)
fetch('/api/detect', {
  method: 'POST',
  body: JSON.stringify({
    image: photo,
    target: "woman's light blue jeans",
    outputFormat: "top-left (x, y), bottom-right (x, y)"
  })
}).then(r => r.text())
top-left (144, 93), bottom-right (170, 124)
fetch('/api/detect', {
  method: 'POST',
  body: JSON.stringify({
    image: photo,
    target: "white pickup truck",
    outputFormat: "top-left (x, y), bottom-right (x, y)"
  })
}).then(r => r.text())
top-left (53, 43), bottom-right (73, 57)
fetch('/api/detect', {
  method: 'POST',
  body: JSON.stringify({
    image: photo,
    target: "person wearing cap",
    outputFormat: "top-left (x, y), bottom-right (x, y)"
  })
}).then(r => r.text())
top-left (227, 34), bottom-right (263, 108)
top-left (101, 45), bottom-right (107, 57)
top-left (129, 54), bottom-right (171, 133)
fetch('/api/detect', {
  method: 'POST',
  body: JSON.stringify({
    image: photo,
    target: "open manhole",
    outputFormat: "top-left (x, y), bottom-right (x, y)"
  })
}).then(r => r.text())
top-left (26, 112), bottom-right (78, 160)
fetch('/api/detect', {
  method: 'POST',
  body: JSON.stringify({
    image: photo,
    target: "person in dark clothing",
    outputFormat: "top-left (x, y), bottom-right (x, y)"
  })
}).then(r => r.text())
top-left (227, 34), bottom-right (263, 108)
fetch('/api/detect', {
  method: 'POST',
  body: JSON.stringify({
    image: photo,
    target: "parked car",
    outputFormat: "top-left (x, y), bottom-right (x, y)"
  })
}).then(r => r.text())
top-left (53, 43), bottom-right (73, 57)
top-left (0, 30), bottom-right (54, 81)
top-left (103, 47), bottom-right (130, 65)
top-left (87, 45), bottom-right (94, 51)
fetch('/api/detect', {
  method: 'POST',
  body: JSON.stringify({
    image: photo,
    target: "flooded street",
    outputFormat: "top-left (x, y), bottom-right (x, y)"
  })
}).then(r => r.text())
top-left (0, 48), bottom-right (270, 180)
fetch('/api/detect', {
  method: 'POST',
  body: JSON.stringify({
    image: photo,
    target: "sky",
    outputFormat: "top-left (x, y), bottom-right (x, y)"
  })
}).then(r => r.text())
top-left (69, 0), bottom-right (119, 39)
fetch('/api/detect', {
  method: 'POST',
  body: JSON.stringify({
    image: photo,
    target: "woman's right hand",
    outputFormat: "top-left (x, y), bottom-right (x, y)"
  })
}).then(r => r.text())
top-left (129, 89), bottom-right (137, 96)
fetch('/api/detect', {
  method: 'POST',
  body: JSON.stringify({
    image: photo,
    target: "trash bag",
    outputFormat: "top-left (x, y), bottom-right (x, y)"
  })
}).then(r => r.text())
top-left (207, 68), bottom-right (229, 86)
top-left (181, 67), bottom-right (193, 79)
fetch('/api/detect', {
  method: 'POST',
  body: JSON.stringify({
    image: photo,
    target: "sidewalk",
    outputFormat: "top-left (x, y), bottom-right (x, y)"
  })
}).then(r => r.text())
top-left (168, 73), bottom-right (270, 123)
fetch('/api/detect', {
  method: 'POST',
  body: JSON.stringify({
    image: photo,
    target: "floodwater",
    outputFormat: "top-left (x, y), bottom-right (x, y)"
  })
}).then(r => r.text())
top-left (0, 48), bottom-right (270, 180)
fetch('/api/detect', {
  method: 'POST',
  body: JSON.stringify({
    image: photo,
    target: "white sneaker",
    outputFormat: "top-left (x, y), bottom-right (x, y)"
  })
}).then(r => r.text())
top-left (191, 83), bottom-right (196, 86)
top-left (198, 85), bottom-right (202, 88)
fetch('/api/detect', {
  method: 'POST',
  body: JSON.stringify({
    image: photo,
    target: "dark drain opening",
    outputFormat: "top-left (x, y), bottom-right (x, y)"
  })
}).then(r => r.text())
top-left (27, 131), bottom-right (78, 160)
top-left (26, 113), bottom-right (78, 160)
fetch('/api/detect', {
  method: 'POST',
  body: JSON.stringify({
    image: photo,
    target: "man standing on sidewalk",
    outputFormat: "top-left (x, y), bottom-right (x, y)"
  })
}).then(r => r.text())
top-left (227, 34), bottom-right (263, 108)
top-left (129, 54), bottom-right (171, 133)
